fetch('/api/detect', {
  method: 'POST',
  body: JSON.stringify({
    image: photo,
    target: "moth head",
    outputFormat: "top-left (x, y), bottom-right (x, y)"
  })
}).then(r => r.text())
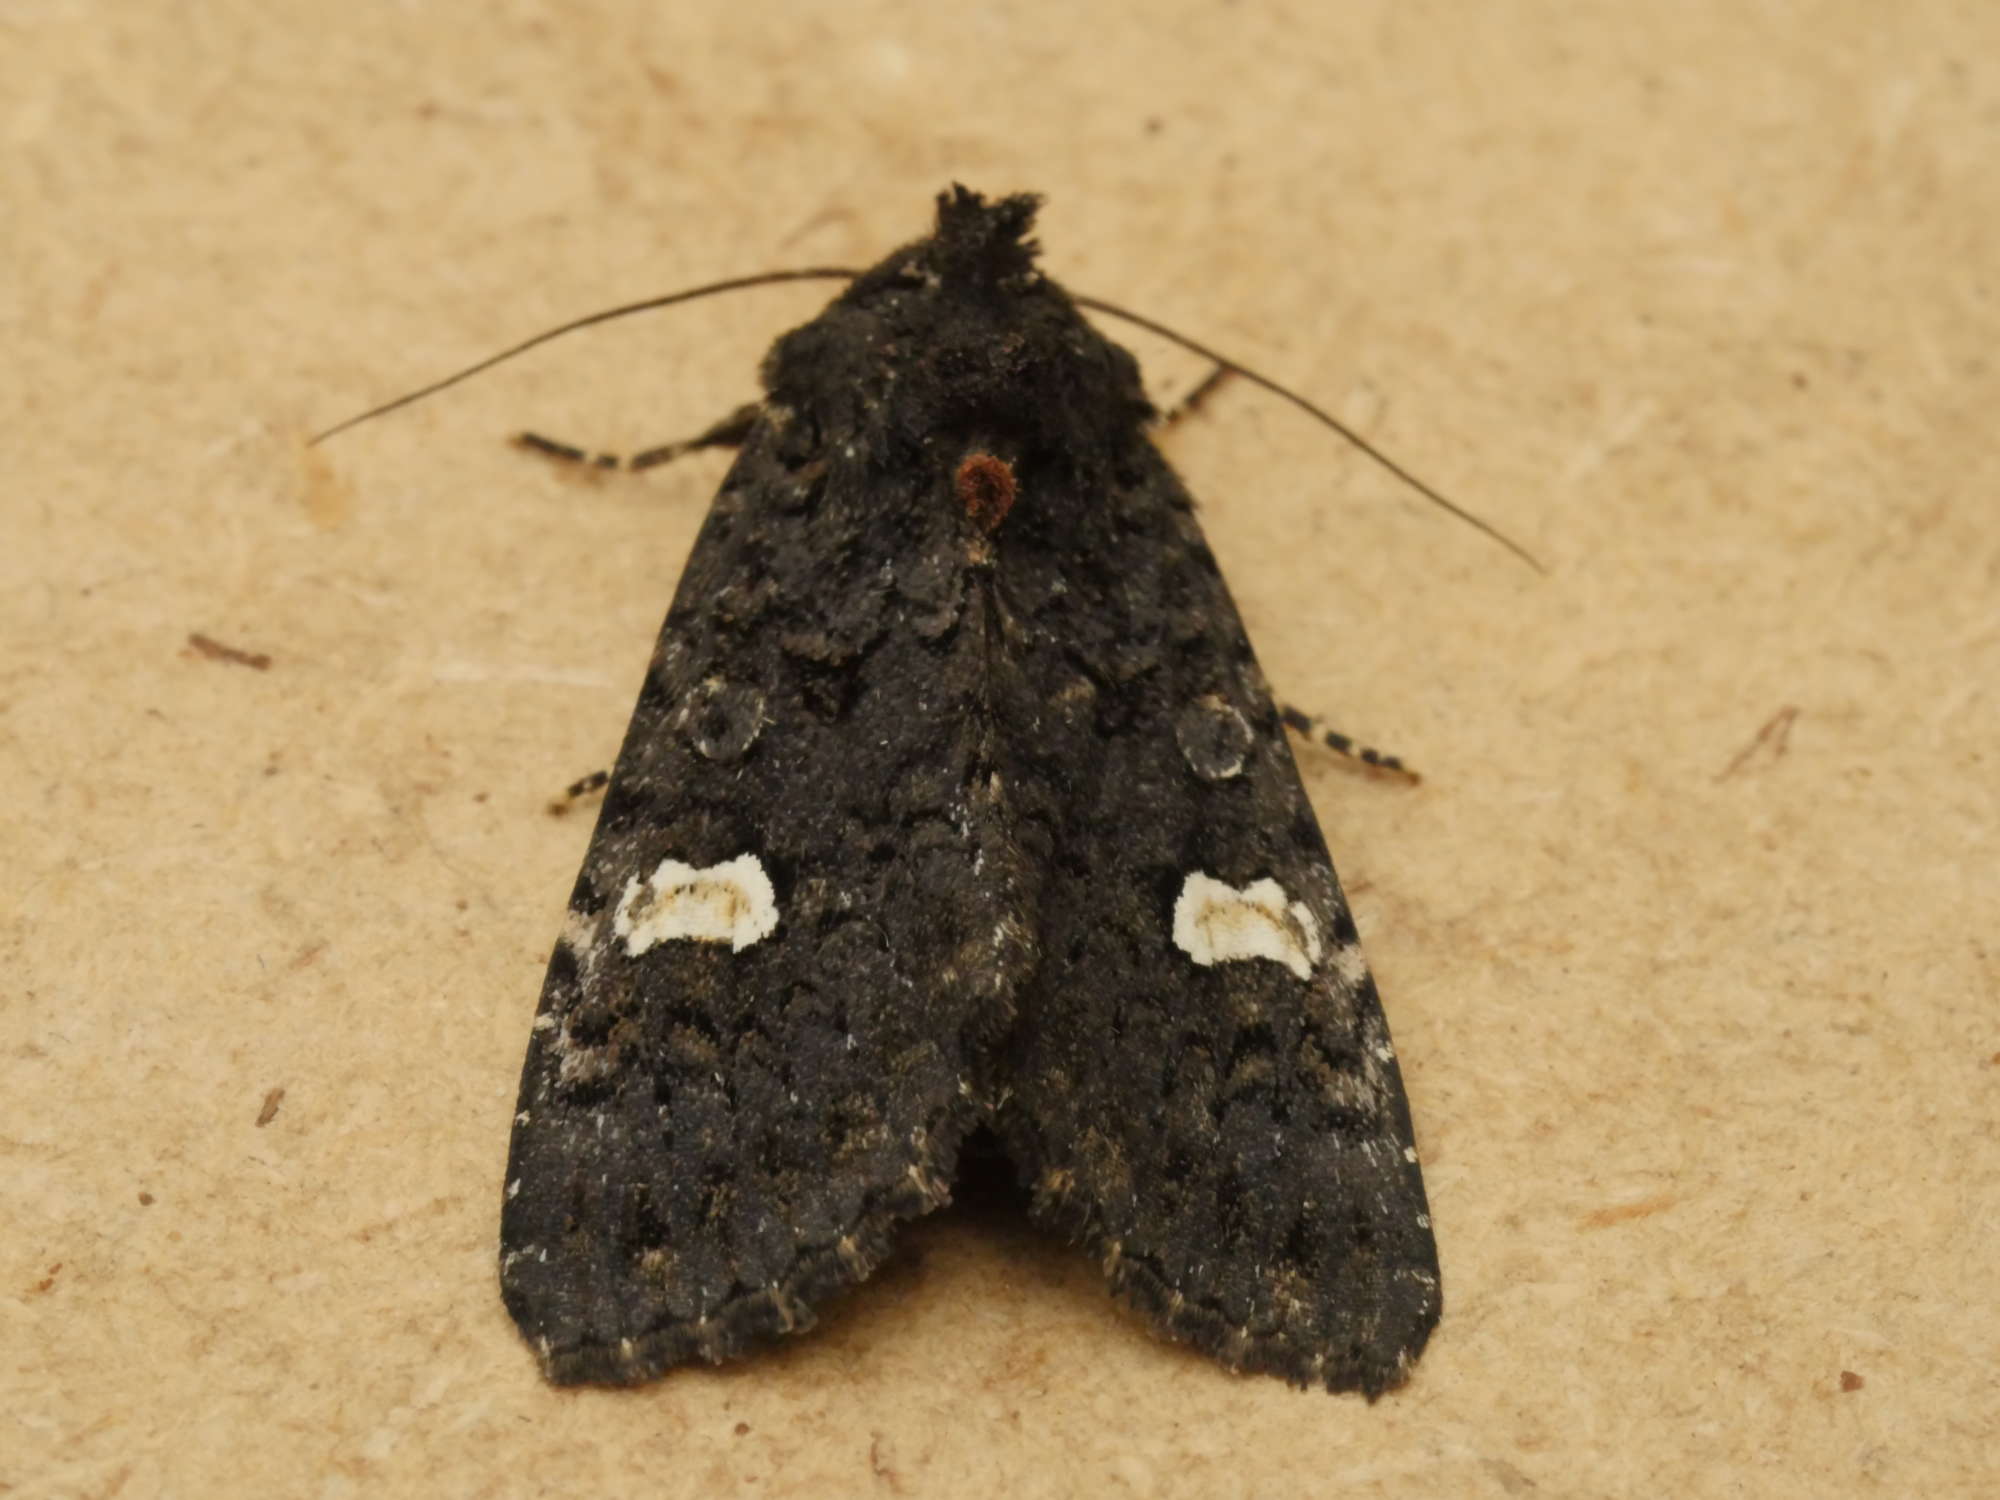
top-left (927, 184), bottom-right (1043, 289)
top-left (762, 186), bottom-right (1153, 474)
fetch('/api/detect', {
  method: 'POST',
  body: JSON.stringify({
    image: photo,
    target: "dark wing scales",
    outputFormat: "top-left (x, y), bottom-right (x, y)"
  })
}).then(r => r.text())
top-left (500, 422), bottom-right (1026, 1383)
top-left (990, 445), bottom-right (1441, 1397)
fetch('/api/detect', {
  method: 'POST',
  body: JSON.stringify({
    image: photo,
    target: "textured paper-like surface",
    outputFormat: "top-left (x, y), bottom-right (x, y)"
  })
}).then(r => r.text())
top-left (8, 4), bottom-right (1996, 1496)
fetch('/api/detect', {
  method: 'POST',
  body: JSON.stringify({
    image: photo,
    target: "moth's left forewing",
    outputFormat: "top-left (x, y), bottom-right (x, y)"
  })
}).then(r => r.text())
top-left (499, 419), bottom-right (1010, 1383)
top-left (993, 449), bottom-right (1441, 1397)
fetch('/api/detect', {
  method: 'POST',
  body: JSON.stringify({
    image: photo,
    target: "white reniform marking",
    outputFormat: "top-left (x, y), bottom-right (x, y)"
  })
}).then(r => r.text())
top-left (1171, 872), bottom-right (1323, 980)
top-left (614, 854), bottom-right (778, 955)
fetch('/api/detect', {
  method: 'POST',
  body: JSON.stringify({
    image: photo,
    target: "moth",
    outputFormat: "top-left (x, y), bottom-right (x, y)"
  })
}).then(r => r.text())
top-left (494, 187), bottom-right (1442, 1396)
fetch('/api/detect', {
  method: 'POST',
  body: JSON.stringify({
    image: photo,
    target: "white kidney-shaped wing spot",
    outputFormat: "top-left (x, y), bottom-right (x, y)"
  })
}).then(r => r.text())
top-left (614, 854), bottom-right (779, 956)
top-left (1172, 872), bottom-right (1323, 980)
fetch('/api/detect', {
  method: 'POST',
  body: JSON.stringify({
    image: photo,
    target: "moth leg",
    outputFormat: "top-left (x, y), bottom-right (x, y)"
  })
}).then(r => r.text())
top-left (1280, 704), bottom-right (1421, 783)
top-left (544, 768), bottom-right (608, 817)
top-left (1154, 365), bottom-right (1231, 433)
top-left (516, 401), bottom-right (761, 472)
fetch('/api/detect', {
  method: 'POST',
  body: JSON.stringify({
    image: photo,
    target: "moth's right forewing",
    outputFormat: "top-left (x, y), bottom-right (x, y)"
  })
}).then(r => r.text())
top-left (992, 449), bottom-right (1441, 1397)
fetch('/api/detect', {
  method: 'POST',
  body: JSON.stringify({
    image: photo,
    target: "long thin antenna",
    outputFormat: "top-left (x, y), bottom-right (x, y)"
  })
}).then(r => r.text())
top-left (1074, 294), bottom-right (1544, 573)
top-left (308, 268), bottom-right (861, 445)
top-left (310, 266), bottom-right (1542, 574)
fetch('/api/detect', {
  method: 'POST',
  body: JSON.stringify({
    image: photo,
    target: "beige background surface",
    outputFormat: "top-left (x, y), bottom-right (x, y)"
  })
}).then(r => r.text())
top-left (7, 2), bottom-right (1996, 1496)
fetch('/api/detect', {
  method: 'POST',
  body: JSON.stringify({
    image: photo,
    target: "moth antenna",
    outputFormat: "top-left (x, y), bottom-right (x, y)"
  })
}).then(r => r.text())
top-left (309, 268), bottom-right (861, 445)
top-left (313, 263), bottom-right (1540, 576)
top-left (1074, 294), bottom-right (1544, 574)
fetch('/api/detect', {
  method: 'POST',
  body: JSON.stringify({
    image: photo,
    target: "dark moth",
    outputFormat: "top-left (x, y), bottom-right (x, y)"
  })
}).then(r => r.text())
top-left (499, 187), bottom-right (1440, 1397)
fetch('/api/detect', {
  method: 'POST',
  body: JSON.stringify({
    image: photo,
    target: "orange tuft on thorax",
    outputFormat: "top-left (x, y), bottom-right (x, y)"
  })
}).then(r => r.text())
top-left (955, 452), bottom-right (1017, 533)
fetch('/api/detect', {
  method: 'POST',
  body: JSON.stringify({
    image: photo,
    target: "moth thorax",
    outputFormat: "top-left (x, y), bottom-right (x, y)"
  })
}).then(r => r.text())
top-left (956, 452), bottom-right (1017, 534)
